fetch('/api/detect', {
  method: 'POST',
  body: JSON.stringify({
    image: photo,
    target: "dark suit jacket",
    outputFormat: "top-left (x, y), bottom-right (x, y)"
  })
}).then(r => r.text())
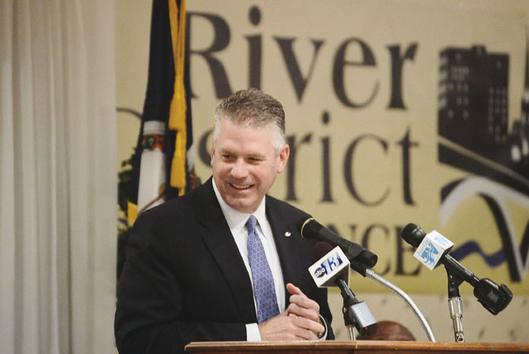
top-left (115, 178), bottom-right (334, 354)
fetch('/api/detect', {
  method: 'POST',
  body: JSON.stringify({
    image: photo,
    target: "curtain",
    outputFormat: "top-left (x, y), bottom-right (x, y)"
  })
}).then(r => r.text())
top-left (0, 0), bottom-right (116, 353)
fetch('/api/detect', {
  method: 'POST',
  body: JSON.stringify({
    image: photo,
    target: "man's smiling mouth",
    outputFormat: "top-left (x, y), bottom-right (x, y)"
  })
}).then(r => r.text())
top-left (229, 183), bottom-right (253, 191)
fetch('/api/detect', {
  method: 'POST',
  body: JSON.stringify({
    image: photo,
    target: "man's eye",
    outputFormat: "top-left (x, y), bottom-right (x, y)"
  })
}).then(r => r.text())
top-left (222, 154), bottom-right (234, 160)
top-left (248, 157), bottom-right (263, 163)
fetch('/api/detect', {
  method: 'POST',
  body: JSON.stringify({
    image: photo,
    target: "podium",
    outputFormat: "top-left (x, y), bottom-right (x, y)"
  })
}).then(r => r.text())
top-left (186, 340), bottom-right (529, 354)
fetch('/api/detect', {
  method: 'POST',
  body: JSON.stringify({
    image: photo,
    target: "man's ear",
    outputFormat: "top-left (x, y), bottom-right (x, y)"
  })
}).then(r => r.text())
top-left (210, 145), bottom-right (215, 167)
top-left (276, 144), bottom-right (290, 173)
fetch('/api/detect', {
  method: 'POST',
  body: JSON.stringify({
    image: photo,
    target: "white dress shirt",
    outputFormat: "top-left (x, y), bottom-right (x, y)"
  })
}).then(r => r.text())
top-left (212, 178), bottom-right (285, 341)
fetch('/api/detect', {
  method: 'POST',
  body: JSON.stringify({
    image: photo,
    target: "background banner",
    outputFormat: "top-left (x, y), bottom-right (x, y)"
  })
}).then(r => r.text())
top-left (182, 0), bottom-right (529, 295)
top-left (116, 0), bottom-right (529, 341)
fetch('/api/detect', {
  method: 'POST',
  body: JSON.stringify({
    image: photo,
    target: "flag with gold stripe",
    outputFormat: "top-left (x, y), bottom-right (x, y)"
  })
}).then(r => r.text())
top-left (127, 0), bottom-right (197, 226)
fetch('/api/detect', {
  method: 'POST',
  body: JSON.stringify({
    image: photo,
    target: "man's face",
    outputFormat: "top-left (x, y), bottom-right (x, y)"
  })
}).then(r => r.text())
top-left (211, 118), bottom-right (289, 213)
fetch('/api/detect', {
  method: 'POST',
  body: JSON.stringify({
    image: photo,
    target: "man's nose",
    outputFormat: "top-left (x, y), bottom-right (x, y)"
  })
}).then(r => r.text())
top-left (230, 159), bottom-right (249, 178)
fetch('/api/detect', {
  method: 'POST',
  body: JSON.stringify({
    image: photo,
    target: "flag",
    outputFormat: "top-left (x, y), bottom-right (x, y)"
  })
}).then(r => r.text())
top-left (127, 0), bottom-right (197, 226)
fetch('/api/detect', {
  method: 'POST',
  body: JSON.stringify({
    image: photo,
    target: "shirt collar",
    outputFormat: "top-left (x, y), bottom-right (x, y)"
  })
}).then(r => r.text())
top-left (212, 177), bottom-right (267, 233)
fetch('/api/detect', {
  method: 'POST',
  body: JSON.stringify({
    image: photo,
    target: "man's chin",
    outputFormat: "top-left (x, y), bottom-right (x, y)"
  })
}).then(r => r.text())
top-left (226, 197), bottom-right (257, 214)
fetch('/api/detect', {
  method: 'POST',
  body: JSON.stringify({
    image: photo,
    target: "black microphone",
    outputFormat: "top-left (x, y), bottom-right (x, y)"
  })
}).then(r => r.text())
top-left (298, 217), bottom-right (378, 272)
top-left (401, 223), bottom-right (513, 315)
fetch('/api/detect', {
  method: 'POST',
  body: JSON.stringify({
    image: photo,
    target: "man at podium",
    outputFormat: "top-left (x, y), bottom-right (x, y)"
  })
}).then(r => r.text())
top-left (115, 88), bottom-right (334, 354)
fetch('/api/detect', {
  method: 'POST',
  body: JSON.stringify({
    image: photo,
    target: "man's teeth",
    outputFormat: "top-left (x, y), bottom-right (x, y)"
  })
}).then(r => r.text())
top-left (231, 184), bottom-right (251, 190)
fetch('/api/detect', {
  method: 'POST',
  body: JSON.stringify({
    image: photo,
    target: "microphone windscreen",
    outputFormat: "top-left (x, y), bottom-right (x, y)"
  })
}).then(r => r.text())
top-left (298, 217), bottom-right (321, 239)
top-left (400, 223), bottom-right (425, 247)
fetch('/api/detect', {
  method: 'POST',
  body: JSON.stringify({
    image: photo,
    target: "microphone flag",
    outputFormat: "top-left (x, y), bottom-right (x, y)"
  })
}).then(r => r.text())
top-left (309, 246), bottom-right (350, 288)
top-left (413, 230), bottom-right (454, 270)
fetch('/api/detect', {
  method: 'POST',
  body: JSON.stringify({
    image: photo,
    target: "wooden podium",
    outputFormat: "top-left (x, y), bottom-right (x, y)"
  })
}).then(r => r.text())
top-left (186, 340), bottom-right (529, 354)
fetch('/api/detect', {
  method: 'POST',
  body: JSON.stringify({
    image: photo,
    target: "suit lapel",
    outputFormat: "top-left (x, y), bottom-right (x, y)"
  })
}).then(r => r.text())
top-left (194, 179), bottom-right (257, 322)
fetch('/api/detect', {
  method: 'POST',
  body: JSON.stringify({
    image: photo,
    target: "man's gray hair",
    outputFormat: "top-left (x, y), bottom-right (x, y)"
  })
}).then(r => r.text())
top-left (213, 88), bottom-right (286, 150)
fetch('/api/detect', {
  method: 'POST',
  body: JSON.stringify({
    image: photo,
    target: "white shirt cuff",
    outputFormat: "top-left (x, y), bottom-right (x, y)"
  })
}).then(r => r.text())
top-left (245, 323), bottom-right (261, 341)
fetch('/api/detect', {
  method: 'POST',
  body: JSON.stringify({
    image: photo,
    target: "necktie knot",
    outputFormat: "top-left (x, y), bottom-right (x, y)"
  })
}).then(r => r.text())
top-left (246, 215), bottom-right (258, 231)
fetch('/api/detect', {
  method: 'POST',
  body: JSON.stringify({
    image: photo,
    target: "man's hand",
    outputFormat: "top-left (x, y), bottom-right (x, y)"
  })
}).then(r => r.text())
top-left (285, 283), bottom-right (321, 323)
top-left (258, 283), bottom-right (325, 341)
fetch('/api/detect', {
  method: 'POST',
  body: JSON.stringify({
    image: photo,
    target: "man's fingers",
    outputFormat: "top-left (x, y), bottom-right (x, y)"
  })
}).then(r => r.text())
top-left (284, 282), bottom-right (325, 339)
top-left (289, 294), bottom-right (320, 310)
top-left (285, 283), bottom-right (322, 324)
top-left (287, 302), bottom-right (320, 322)
top-left (287, 283), bottom-right (320, 312)
top-left (291, 314), bottom-right (325, 339)
top-left (286, 283), bottom-right (301, 295)
top-left (259, 312), bottom-right (324, 341)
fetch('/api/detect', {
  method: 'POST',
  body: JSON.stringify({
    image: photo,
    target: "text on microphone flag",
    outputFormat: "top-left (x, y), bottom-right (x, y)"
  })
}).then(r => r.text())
top-left (413, 230), bottom-right (454, 270)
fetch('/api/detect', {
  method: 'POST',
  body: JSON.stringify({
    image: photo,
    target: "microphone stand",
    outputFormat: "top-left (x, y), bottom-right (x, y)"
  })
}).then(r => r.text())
top-left (338, 279), bottom-right (357, 340)
top-left (447, 270), bottom-right (465, 342)
top-left (336, 279), bottom-right (376, 340)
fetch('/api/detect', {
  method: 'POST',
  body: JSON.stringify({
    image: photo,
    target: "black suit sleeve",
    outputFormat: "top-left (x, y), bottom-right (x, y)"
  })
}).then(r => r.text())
top-left (114, 213), bottom-right (246, 354)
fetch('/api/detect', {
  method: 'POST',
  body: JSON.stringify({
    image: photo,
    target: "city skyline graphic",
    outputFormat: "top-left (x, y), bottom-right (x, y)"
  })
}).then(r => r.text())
top-left (437, 39), bottom-right (529, 282)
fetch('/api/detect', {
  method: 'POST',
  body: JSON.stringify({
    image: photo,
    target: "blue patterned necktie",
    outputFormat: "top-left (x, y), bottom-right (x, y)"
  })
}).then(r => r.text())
top-left (246, 215), bottom-right (279, 323)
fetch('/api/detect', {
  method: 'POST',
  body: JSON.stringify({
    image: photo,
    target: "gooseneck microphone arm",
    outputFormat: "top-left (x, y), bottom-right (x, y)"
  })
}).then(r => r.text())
top-left (364, 269), bottom-right (437, 342)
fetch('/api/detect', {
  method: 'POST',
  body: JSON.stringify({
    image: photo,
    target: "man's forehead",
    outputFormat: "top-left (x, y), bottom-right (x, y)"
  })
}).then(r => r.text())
top-left (214, 118), bottom-right (284, 153)
top-left (219, 116), bottom-right (270, 129)
top-left (216, 139), bottom-right (272, 153)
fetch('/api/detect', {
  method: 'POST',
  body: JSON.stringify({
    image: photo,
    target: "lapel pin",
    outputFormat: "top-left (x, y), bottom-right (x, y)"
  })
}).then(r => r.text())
top-left (284, 231), bottom-right (292, 237)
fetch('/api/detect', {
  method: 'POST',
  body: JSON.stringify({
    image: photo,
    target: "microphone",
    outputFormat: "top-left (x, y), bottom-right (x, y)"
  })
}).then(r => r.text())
top-left (298, 217), bottom-right (378, 274)
top-left (401, 223), bottom-right (513, 315)
top-left (308, 242), bottom-right (376, 335)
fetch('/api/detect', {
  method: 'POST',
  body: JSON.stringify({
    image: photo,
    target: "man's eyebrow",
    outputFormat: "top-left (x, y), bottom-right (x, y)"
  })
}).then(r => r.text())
top-left (247, 153), bottom-right (266, 159)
